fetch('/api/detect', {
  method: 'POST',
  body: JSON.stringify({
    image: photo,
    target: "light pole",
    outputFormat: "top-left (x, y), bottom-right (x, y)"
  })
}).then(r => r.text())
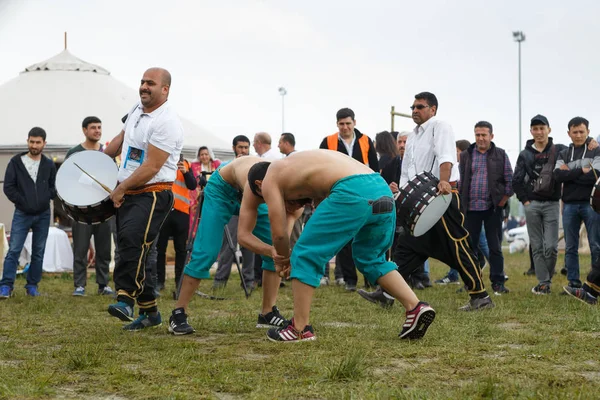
top-left (278, 87), bottom-right (287, 133)
top-left (513, 31), bottom-right (525, 152)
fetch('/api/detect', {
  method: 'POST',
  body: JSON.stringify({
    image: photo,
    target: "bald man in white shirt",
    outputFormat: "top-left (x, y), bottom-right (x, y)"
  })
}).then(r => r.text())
top-left (253, 132), bottom-right (283, 161)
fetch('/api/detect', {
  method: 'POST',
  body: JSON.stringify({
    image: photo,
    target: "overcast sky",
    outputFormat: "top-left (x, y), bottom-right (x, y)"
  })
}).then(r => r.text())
top-left (0, 0), bottom-right (598, 162)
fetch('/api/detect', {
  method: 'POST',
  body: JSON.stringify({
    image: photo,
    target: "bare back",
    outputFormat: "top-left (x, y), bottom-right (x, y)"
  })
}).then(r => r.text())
top-left (219, 156), bottom-right (263, 191)
top-left (263, 150), bottom-right (375, 201)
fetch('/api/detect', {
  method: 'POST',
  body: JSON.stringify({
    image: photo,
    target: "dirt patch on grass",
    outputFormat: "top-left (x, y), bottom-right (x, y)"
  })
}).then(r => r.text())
top-left (497, 343), bottom-right (529, 350)
top-left (481, 351), bottom-right (509, 359)
top-left (579, 371), bottom-right (600, 381)
top-left (192, 334), bottom-right (227, 344)
top-left (242, 353), bottom-right (270, 361)
top-left (497, 322), bottom-right (525, 330)
top-left (321, 321), bottom-right (375, 329)
top-left (214, 393), bottom-right (245, 400)
top-left (0, 360), bottom-right (23, 367)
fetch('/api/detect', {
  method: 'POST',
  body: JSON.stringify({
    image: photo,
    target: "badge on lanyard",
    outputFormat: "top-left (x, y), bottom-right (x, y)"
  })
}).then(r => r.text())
top-left (124, 146), bottom-right (144, 172)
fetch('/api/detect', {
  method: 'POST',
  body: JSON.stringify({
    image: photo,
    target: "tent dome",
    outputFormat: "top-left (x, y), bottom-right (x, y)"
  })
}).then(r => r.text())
top-left (0, 49), bottom-right (231, 158)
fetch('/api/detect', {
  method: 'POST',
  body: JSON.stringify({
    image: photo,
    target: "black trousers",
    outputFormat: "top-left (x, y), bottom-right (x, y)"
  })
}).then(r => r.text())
top-left (584, 261), bottom-right (600, 297)
top-left (156, 208), bottom-right (189, 288)
top-left (337, 241), bottom-right (358, 285)
top-left (465, 207), bottom-right (505, 286)
top-left (114, 190), bottom-right (173, 312)
top-left (394, 191), bottom-right (487, 298)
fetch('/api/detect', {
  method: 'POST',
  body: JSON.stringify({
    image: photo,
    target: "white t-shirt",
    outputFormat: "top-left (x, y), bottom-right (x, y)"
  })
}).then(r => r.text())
top-left (261, 147), bottom-right (283, 161)
top-left (21, 154), bottom-right (40, 182)
top-left (118, 101), bottom-right (184, 184)
top-left (400, 117), bottom-right (460, 186)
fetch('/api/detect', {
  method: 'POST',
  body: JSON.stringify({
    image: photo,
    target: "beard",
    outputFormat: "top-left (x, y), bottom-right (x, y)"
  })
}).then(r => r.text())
top-left (29, 148), bottom-right (42, 156)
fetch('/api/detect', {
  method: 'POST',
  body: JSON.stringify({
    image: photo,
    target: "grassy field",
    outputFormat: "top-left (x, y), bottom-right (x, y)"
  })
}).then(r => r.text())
top-left (0, 252), bottom-right (599, 400)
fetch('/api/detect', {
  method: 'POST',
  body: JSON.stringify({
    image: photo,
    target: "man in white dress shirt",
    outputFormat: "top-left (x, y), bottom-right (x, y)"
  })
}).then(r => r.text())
top-left (253, 132), bottom-right (283, 161)
top-left (392, 92), bottom-right (493, 311)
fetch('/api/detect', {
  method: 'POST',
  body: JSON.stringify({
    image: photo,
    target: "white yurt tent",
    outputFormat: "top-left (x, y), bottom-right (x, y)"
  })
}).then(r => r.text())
top-left (0, 49), bottom-right (232, 231)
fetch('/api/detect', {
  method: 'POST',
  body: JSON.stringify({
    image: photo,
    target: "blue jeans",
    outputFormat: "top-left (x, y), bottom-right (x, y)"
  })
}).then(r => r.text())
top-left (563, 202), bottom-right (600, 286)
top-left (0, 209), bottom-right (51, 289)
top-left (448, 227), bottom-right (488, 281)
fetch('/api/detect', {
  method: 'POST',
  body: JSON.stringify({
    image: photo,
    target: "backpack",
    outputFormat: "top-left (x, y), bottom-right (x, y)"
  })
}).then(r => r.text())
top-left (532, 145), bottom-right (557, 197)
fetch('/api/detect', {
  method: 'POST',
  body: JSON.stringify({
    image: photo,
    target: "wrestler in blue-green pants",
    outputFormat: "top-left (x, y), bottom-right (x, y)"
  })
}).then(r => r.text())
top-left (184, 170), bottom-right (274, 279)
top-left (290, 174), bottom-right (397, 287)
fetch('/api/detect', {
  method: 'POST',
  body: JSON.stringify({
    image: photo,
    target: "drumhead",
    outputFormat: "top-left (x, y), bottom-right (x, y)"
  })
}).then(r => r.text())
top-left (412, 194), bottom-right (452, 236)
top-left (56, 150), bottom-right (118, 206)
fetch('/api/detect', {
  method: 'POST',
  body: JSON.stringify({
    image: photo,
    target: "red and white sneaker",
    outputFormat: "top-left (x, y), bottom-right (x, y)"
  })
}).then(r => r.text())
top-left (399, 301), bottom-right (435, 340)
top-left (266, 318), bottom-right (316, 342)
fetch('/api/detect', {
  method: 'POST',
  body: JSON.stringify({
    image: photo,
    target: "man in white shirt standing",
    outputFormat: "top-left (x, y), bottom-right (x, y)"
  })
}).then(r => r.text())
top-left (104, 67), bottom-right (184, 330)
top-left (393, 92), bottom-right (492, 311)
top-left (253, 132), bottom-right (282, 160)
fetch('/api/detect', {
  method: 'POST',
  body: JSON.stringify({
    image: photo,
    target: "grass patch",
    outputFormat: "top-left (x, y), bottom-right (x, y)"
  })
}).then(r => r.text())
top-left (0, 252), bottom-right (599, 399)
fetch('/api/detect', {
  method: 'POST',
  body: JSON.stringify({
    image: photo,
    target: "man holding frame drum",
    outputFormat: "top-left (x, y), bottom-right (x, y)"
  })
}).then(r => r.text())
top-left (382, 92), bottom-right (493, 311)
top-left (103, 67), bottom-right (184, 331)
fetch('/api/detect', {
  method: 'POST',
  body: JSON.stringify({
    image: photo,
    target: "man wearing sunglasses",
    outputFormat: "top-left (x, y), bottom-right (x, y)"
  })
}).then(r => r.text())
top-left (363, 92), bottom-right (492, 311)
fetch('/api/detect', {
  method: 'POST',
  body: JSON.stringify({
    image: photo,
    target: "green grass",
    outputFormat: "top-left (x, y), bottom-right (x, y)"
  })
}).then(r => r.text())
top-left (1, 252), bottom-right (599, 399)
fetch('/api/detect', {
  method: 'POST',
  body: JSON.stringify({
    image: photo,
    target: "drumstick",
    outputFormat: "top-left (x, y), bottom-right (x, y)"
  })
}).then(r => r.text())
top-left (73, 162), bottom-right (113, 194)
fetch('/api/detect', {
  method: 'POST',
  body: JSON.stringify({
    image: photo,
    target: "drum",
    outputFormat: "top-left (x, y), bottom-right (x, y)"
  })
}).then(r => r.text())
top-left (590, 177), bottom-right (600, 213)
top-left (56, 150), bottom-right (118, 224)
top-left (394, 171), bottom-right (452, 237)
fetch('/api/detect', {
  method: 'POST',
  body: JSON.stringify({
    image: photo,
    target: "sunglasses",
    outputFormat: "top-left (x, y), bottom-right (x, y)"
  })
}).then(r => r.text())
top-left (410, 105), bottom-right (430, 111)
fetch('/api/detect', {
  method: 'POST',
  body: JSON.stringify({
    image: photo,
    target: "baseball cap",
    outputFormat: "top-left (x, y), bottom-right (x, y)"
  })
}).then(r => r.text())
top-left (530, 114), bottom-right (549, 127)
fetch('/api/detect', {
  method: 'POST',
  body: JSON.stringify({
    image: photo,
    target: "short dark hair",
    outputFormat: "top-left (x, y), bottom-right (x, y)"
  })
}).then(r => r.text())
top-left (390, 131), bottom-right (399, 140)
top-left (336, 108), bottom-right (355, 121)
top-left (414, 92), bottom-right (438, 111)
top-left (474, 121), bottom-right (493, 134)
top-left (28, 127), bottom-right (46, 141)
top-left (233, 135), bottom-right (250, 146)
top-left (568, 117), bottom-right (589, 130)
top-left (280, 132), bottom-right (295, 147)
top-left (82, 116), bottom-right (102, 129)
top-left (247, 162), bottom-right (271, 197)
top-left (375, 131), bottom-right (398, 158)
top-left (456, 140), bottom-right (470, 152)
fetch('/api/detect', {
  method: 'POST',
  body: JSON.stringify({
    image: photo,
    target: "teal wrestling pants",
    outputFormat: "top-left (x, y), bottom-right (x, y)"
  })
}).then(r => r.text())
top-left (184, 169), bottom-right (273, 279)
top-left (290, 173), bottom-right (397, 287)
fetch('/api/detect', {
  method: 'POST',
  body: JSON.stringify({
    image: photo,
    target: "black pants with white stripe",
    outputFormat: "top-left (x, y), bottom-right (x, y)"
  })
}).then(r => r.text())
top-left (114, 191), bottom-right (173, 313)
top-left (393, 191), bottom-right (488, 298)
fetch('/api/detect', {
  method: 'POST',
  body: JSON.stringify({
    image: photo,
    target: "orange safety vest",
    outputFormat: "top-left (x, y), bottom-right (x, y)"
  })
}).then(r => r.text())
top-left (172, 160), bottom-right (191, 214)
top-left (326, 132), bottom-right (370, 165)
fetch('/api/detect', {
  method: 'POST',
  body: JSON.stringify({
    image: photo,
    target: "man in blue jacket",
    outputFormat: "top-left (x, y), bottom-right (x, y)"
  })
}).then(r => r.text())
top-left (0, 127), bottom-right (56, 299)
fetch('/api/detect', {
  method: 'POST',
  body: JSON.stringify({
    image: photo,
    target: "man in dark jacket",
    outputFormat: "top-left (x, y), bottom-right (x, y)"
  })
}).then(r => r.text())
top-left (0, 127), bottom-right (56, 299)
top-left (459, 121), bottom-right (513, 295)
top-left (319, 108), bottom-right (378, 290)
top-left (553, 117), bottom-right (600, 291)
top-left (513, 115), bottom-right (569, 295)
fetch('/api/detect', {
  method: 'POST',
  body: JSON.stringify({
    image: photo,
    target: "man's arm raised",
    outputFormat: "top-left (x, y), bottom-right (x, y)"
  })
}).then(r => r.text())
top-left (238, 183), bottom-right (273, 257)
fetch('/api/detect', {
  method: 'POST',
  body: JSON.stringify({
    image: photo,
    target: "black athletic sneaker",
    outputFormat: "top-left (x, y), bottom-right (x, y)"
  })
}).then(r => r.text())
top-left (531, 283), bottom-right (551, 295)
top-left (256, 305), bottom-right (290, 328)
top-left (458, 296), bottom-right (495, 311)
top-left (169, 307), bottom-right (195, 335)
top-left (491, 283), bottom-right (510, 295)
top-left (357, 287), bottom-right (395, 308)
top-left (399, 302), bottom-right (436, 340)
top-left (563, 286), bottom-right (598, 305)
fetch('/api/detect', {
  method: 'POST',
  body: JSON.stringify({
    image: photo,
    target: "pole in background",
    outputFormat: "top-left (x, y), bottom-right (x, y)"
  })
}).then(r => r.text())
top-left (513, 31), bottom-right (526, 153)
top-left (278, 87), bottom-right (287, 133)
